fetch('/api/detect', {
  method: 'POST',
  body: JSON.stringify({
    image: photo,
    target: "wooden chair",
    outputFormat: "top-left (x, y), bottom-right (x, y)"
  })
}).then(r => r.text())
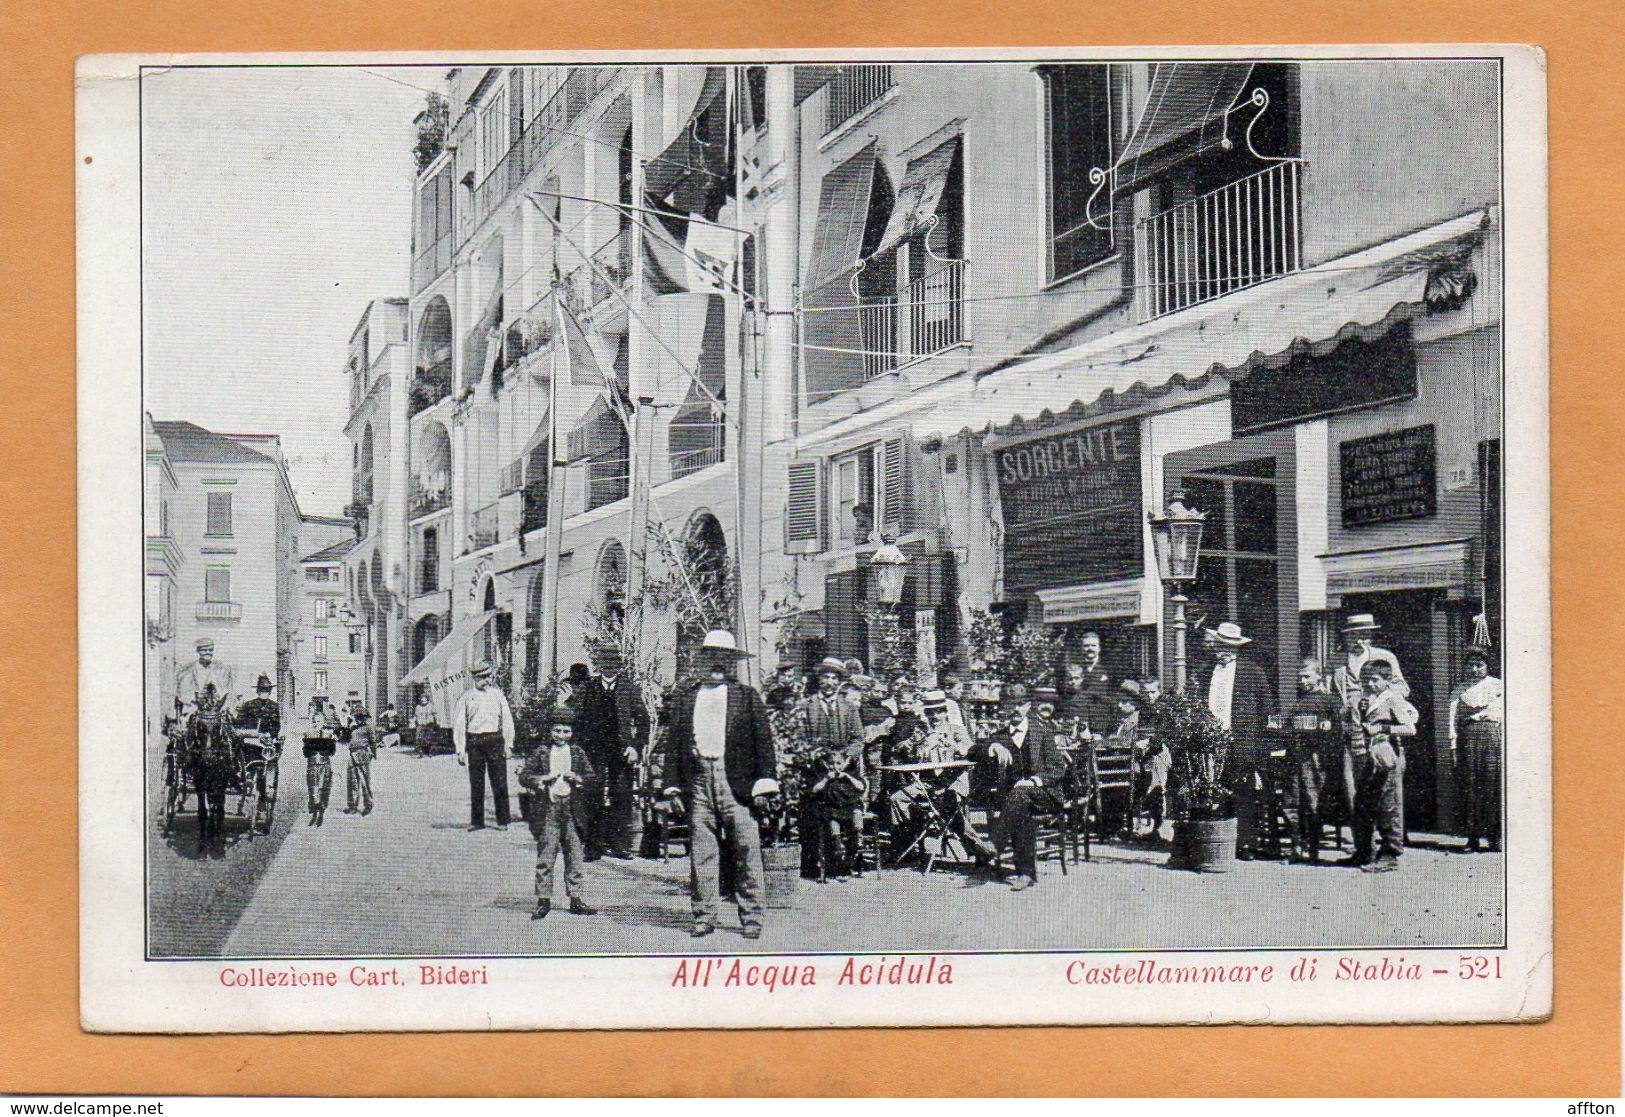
top-left (1089, 737), bottom-right (1138, 840)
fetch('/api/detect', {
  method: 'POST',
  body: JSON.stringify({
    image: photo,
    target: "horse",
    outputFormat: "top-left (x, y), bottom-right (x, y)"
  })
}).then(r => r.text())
top-left (185, 684), bottom-right (239, 855)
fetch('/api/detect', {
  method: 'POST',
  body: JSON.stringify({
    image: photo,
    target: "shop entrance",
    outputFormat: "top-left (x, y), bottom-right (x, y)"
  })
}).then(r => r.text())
top-left (1339, 588), bottom-right (1442, 833)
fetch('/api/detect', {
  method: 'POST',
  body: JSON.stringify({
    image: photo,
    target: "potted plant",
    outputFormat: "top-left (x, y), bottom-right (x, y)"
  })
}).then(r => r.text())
top-left (1152, 689), bottom-right (1238, 872)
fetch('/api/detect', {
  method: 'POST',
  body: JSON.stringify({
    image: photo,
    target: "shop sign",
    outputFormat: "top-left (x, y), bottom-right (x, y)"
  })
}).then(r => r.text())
top-left (995, 418), bottom-right (1142, 593)
top-left (1322, 539), bottom-right (1471, 599)
top-left (1339, 424), bottom-right (1437, 528)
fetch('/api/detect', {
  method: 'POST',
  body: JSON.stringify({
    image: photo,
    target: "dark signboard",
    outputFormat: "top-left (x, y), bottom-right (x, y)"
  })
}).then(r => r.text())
top-left (1232, 321), bottom-right (1418, 436)
top-left (1340, 424), bottom-right (1437, 528)
top-left (995, 418), bottom-right (1142, 593)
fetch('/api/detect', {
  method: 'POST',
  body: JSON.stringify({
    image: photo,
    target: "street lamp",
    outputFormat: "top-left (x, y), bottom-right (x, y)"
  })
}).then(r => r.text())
top-left (1148, 489), bottom-right (1207, 693)
top-left (868, 534), bottom-right (911, 606)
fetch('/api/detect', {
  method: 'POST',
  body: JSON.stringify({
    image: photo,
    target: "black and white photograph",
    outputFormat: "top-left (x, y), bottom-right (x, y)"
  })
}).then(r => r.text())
top-left (77, 47), bottom-right (1550, 1030)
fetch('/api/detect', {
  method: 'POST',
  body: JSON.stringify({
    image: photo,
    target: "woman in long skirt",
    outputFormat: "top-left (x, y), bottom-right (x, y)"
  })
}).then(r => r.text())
top-left (1449, 644), bottom-right (1504, 852)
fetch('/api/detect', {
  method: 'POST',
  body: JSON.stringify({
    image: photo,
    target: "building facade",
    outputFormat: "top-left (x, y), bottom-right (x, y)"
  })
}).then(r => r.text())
top-left (777, 60), bottom-right (1502, 833)
top-left (340, 298), bottom-right (411, 714)
top-left (294, 533), bottom-right (370, 717)
top-left (153, 420), bottom-right (306, 713)
top-left (144, 413), bottom-right (184, 743)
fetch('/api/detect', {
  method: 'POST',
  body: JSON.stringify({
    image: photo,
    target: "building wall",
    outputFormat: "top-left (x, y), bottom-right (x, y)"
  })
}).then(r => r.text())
top-left (143, 419), bottom-right (182, 740)
top-left (292, 559), bottom-right (368, 715)
top-left (1299, 58), bottom-right (1500, 265)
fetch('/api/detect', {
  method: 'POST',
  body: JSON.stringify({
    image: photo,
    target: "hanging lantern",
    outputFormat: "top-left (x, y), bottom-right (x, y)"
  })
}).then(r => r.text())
top-left (868, 536), bottom-right (911, 605)
top-left (1148, 489), bottom-right (1207, 584)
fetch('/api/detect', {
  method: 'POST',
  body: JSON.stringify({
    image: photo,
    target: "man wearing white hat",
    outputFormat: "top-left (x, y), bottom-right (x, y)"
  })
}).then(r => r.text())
top-left (452, 660), bottom-right (516, 831)
top-left (661, 630), bottom-right (779, 939)
top-left (175, 636), bottom-right (238, 718)
top-left (1197, 621), bottom-right (1277, 860)
top-left (1330, 614), bottom-right (1408, 708)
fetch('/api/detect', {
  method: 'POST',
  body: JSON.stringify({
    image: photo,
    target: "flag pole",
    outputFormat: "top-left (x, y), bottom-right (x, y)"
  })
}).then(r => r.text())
top-left (535, 201), bottom-right (570, 684)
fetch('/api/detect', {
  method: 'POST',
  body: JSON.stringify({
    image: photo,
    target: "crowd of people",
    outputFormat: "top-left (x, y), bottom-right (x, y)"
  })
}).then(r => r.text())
top-left (165, 608), bottom-right (1506, 932)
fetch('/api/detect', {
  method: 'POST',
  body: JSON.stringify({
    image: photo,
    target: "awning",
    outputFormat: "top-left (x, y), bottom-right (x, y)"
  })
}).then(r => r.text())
top-left (872, 135), bottom-right (959, 260)
top-left (645, 66), bottom-right (727, 203)
top-left (912, 209), bottom-right (1491, 442)
top-left (795, 369), bottom-right (979, 456)
top-left (806, 140), bottom-right (880, 289)
top-left (1114, 62), bottom-right (1256, 194)
top-left (794, 66), bottom-right (841, 104)
top-left (566, 395), bottom-right (627, 463)
top-left (398, 609), bottom-right (494, 688)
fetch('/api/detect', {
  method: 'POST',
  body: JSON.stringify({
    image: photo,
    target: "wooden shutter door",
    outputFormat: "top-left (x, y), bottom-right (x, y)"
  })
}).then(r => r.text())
top-left (785, 460), bottom-right (824, 553)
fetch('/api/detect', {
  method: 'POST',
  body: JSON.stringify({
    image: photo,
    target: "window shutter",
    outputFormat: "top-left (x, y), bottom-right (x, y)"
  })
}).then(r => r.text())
top-left (882, 437), bottom-right (906, 533)
top-left (206, 493), bottom-right (232, 536)
top-left (205, 567), bottom-right (231, 603)
top-left (904, 436), bottom-right (942, 533)
top-left (785, 460), bottom-right (824, 553)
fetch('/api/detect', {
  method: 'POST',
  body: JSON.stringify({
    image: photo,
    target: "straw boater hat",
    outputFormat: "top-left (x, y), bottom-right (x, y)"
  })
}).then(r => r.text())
top-left (1033, 685), bottom-right (1061, 703)
top-left (1118, 678), bottom-right (1143, 699)
top-left (921, 689), bottom-right (949, 710)
top-left (1203, 621), bottom-right (1253, 647)
top-left (549, 705), bottom-right (578, 727)
top-left (698, 629), bottom-right (752, 657)
top-left (195, 636), bottom-right (214, 649)
top-left (1341, 613), bottom-right (1382, 634)
top-left (471, 660), bottom-right (495, 679)
top-left (816, 656), bottom-right (849, 678)
top-left (255, 674), bottom-right (273, 692)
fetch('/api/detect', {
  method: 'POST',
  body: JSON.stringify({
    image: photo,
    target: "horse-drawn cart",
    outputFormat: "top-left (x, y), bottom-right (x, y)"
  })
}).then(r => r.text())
top-left (160, 687), bottom-right (281, 852)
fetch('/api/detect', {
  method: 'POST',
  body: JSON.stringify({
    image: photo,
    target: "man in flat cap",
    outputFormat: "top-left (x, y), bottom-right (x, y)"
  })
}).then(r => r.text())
top-left (175, 636), bottom-right (238, 719)
top-left (518, 706), bottom-right (598, 919)
top-left (452, 660), bottom-right (516, 831)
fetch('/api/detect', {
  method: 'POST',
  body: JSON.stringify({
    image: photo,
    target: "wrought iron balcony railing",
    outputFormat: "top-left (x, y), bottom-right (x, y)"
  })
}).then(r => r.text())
top-left (195, 601), bottom-right (242, 621)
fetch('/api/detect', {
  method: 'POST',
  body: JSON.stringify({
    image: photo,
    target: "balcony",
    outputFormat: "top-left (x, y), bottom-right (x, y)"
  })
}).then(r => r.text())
top-left (855, 257), bottom-right (965, 379)
top-left (407, 484), bottom-right (450, 520)
top-left (499, 459), bottom-right (526, 496)
top-left (467, 502), bottom-right (501, 552)
top-left (1134, 160), bottom-right (1303, 322)
top-left (195, 601), bottom-right (242, 621)
top-left (471, 68), bottom-right (615, 236)
top-left (824, 65), bottom-right (893, 134)
top-left (412, 233), bottom-right (452, 293)
top-left (588, 232), bottom-right (632, 310)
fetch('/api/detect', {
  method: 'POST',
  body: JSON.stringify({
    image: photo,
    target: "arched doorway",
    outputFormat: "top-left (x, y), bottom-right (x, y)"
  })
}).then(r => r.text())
top-left (479, 575), bottom-right (513, 691)
top-left (412, 296), bottom-right (453, 416)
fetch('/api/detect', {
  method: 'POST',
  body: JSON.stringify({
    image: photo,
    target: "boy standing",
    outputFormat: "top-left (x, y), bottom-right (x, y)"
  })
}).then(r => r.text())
top-left (1344, 661), bottom-right (1418, 873)
top-left (518, 708), bottom-right (599, 920)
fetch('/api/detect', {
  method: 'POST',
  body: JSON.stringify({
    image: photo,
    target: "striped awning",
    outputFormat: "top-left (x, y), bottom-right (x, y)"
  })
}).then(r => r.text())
top-left (645, 66), bottom-right (727, 204)
top-left (1114, 62), bottom-right (1256, 193)
top-left (912, 209), bottom-right (1492, 442)
top-left (805, 140), bottom-right (880, 290)
top-left (566, 395), bottom-right (626, 463)
top-left (871, 135), bottom-right (959, 261)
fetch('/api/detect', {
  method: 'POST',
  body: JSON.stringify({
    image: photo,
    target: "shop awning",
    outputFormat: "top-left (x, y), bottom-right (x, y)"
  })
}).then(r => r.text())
top-left (1113, 62), bottom-right (1256, 194)
top-left (806, 140), bottom-right (881, 290)
top-left (398, 610), bottom-right (494, 687)
top-left (645, 66), bottom-right (727, 202)
top-left (871, 135), bottom-right (959, 260)
top-left (911, 208), bottom-right (1491, 443)
top-left (566, 395), bottom-right (626, 463)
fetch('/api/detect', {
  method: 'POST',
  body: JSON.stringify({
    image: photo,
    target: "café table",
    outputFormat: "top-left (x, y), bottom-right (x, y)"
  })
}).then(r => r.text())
top-left (877, 759), bottom-right (975, 875)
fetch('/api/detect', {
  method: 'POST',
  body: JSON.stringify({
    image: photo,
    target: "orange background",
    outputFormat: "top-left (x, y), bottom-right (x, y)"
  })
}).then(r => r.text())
top-left (0, 0), bottom-right (1616, 1097)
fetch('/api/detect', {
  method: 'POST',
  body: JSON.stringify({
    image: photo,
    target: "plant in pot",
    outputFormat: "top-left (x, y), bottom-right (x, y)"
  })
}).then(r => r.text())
top-left (1152, 689), bottom-right (1238, 872)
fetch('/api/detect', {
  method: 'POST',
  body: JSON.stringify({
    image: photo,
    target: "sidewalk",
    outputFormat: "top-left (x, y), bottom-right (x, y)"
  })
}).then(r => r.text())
top-left (220, 746), bottom-right (1506, 957)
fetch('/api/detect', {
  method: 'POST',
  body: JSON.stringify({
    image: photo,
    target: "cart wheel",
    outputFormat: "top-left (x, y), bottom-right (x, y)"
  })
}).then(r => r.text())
top-left (161, 754), bottom-right (179, 833)
top-left (242, 779), bottom-right (261, 840)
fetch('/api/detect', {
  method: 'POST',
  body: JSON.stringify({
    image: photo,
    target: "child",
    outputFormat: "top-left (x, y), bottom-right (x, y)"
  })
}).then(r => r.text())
top-left (343, 708), bottom-right (378, 816)
top-left (518, 708), bottom-right (598, 919)
top-left (1344, 661), bottom-right (1418, 873)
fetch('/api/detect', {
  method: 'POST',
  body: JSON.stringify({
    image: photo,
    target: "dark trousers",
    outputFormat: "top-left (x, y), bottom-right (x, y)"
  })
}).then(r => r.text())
top-left (347, 754), bottom-right (373, 812)
top-left (1231, 749), bottom-right (1270, 852)
top-left (465, 736), bottom-right (511, 827)
top-left (801, 784), bottom-right (861, 878)
top-left (1457, 721), bottom-right (1503, 847)
top-left (594, 762), bottom-right (637, 857)
top-left (1352, 748), bottom-right (1406, 860)
top-left (1001, 783), bottom-right (1064, 877)
top-left (304, 749), bottom-right (333, 812)
top-left (1291, 741), bottom-right (1328, 853)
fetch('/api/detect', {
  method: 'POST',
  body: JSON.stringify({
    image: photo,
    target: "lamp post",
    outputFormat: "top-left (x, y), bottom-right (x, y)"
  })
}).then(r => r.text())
top-left (869, 534), bottom-right (911, 607)
top-left (1148, 490), bottom-right (1208, 693)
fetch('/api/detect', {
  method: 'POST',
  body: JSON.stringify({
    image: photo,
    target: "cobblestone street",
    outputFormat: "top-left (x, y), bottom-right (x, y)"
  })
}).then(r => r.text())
top-left (138, 745), bottom-right (1509, 959)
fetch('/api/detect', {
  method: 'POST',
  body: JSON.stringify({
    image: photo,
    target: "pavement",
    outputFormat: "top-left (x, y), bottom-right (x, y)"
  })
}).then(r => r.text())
top-left (145, 745), bottom-right (1505, 958)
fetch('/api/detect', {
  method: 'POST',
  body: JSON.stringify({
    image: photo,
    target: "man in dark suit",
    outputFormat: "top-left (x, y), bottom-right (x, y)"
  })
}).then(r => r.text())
top-left (580, 644), bottom-right (650, 859)
top-left (1195, 621), bottom-right (1277, 859)
top-left (985, 683), bottom-right (1072, 891)
top-left (1061, 632), bottom-right (1115, 737)
top-left (662, 629), bottom-right (779, 939)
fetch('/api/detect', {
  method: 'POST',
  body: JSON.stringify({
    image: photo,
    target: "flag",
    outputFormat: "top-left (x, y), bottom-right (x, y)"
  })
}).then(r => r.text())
top-left (558, 301), bottom-right (612, 389)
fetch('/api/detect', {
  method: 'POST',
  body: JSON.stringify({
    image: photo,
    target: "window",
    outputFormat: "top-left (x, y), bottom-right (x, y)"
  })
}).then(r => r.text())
top-left (314, 635), bottom-right (328, 660)
top-left (204, 566), bottom-right (231, 603)
top-left (314, 598), bottom-right (333, 625)
top-left (349, 631), bottom-right (363, 655)
top-left (1043, 64), bottom-right (1115, 282)
top-left (833, 447), bottom-right (878, 546)
top-left (419, 525), bottom-right (441, 593)
top-left (479, 79), bottom-right (509, 179)
top-left (159, 499), bottom-right (171, 537)
top-left (314, 669), bottom-right (328, 694)
top-left (205, 492), bottom-right (233, 536)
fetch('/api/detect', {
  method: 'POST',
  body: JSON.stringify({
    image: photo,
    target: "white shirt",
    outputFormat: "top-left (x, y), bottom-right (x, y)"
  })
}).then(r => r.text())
top-left (944, 697), bottom-right (966, 730)
top-left (545, 743), bottom-right (575, 799)
top-left (1011, 716), bottom-right (1029, 750)
top-left (1207, 660), bottom-right (1237, 730)
top-left (693, 684), bottom-right (729, 759)
top-left (452, 684), bottom-right (516, 754)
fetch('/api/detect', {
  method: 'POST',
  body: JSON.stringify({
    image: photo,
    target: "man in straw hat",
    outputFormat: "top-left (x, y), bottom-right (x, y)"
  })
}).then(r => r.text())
top-left (517, 705), bottom-right (599, 919)
top-left (661, 630), bottom-right (778, 939)
top-left (800, 656), bottom-right (866, 881)
top-left (1196, 621), bottom-right (1277, 860)
top-left (1330, 613), bottom-right (1408, 708)
top-left (452, 660), bottom-right (516, 832)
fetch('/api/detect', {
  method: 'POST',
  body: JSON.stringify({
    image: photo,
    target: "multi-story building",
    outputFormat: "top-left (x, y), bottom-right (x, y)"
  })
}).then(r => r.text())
top-left (777, 59), bottom-right (1502, 833)
top-left (293, 528), bottom-right (369, 717)
top-left (153, 419), bottom-right (305, 711)
top-left (340, 298), bottom-right (411, 714)
top-left (399, 65), bottom-right (769, 706)
top-left (144, 413), bottom-right (183, 743)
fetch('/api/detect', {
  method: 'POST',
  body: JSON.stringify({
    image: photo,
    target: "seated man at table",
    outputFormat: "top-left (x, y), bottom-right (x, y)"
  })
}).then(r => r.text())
top-left (984, 684), bottom-right (1071, 891)
top-left (885, 691), bottom-right (997, 869)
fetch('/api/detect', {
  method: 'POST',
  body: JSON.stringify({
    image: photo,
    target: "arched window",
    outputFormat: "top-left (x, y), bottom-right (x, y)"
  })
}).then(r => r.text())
top-left (409, 421), bottom-right (452, 517)
top-left (595, 540), bottom-right (627, 620)
top-left (411, 296), bottom-right (454, 416)
top-left (668, 296), bottom-right (727, 480)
